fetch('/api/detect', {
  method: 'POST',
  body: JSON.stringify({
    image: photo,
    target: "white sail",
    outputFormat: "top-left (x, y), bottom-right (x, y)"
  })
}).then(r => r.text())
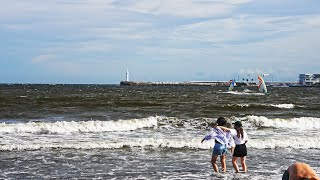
top-left (228, 80), bottom-right (235, 91)
top-left (258, 75), bottom-right (267, 93)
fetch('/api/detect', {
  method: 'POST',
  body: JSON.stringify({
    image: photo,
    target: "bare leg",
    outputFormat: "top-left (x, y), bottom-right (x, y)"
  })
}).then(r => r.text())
top-left (240, 156), bottom-right (247, 172)
top-left (220, 154), bottom-right (226, 172)
top-left (211, 155), bottom-right (219, 173)
top-left (232, 156), bottom-right (240, 173)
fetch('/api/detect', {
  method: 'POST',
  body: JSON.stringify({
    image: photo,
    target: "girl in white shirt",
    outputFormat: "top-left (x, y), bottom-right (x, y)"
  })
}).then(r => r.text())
top-left (219, 121), bottom-right (248, 173)
top-left (201, 117), bottom-right (230, 173)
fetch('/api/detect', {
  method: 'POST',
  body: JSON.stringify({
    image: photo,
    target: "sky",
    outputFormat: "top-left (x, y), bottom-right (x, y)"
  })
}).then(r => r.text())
top-left (1, 0), bottom-right (320, 84)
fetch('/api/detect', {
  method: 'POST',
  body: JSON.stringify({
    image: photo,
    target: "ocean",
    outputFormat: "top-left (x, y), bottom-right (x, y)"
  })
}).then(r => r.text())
top-left (0, 84), bottom-right (319, 179)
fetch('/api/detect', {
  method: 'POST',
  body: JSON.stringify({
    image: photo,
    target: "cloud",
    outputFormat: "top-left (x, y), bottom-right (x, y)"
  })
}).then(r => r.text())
top-left (65, 42), bottom-right (115, 53)
top-left (170, 14), bottom-right (310, 45)
top-left (0, 0), bottom-right (251, 26)
top-left (32, 54), bottom-right (53, 64)
top-left (31, 55), bottom-right (94, 76)
top-left (118, 0), bottom-right (253, 17)
top-left (1, 23), bottom-right (32, 31)
top-left (1, 0), bottom-right (320, 83)
top-left (0, 0), bottom-right (253, 43)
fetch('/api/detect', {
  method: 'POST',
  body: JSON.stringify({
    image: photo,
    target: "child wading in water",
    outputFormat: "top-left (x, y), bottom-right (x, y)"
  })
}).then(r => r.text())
top-left (219, 121), bottom-right (248, 173)
top-left (201, 117), bottom-right (230, 173)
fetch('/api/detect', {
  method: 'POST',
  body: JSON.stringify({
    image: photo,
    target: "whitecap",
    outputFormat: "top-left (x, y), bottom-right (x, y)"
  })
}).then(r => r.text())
top-left (244, 115), bottom-right (320, 130)
top-left (0, 116), bottom-right (161, 134)
top-left (269, 104), bottom-right (295, 109)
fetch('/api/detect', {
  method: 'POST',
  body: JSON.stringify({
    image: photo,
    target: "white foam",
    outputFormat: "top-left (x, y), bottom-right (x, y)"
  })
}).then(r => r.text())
top-left (0, 138), bottom-right (212, 151)
top-left (0, 116), bottom-right (159, 134)
top-left (225, 103), bottom-right (295, 109)
top-left (269, 104), bottom-right (295, 109)
top-left (225, 104), bottom-right (250, 107)
top-left (248, 136), bottom-right (320, 149)
top-left (244, 115), bottom-right (320, 130)
top-left (223, 91), bottom-right (265, 96)
top-left (1, 135), bottom-right (319, 151)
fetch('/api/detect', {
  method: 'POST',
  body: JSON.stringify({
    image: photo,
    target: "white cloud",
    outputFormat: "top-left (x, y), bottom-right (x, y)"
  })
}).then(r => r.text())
top-left (225, 0), bottom-right (252, 5)
top-left (170, 14), bottom-right (310, 44)
top-left (1, 23), bottom-right (32, 31)
top-left (70, 42), bottom-right (115, 53)
top-left (32, 54), bottom-right (53, 64)
top-left (118, 0), bottom-right (252, 18)
top-left (1, 0), bottom-right (320, 83)
top-left (0, 0), bottom-right (251, 22)
top-left (31, 55), bottom-right (102, 76)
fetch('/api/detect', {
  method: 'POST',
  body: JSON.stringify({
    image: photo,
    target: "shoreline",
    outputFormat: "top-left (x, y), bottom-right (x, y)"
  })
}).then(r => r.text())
top-left (1, 82), bottom-right (319, 87)
top-left (119, 81), bottom-right (318, 87)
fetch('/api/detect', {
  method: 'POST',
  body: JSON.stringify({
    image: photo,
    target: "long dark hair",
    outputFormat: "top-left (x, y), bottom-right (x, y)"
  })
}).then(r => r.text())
top-left (236, 127), bottom-right (244, 139)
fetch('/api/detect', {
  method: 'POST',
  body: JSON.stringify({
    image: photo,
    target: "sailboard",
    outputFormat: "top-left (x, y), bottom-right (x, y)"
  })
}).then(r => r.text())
top-left (228, 79), bottom-right (236, 91)
top-left (258, 75), bottom-right (267, 94)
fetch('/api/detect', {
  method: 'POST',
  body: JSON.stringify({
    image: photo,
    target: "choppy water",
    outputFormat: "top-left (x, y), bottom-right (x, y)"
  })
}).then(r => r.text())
top-left (0, 84), bottom-right (319, 179)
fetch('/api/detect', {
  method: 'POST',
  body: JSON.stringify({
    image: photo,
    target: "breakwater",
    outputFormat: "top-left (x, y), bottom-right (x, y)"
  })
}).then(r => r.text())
top-left (119, 81), bottom-right (306, 87)
top-left (120, 81), bottom-right (256, 87)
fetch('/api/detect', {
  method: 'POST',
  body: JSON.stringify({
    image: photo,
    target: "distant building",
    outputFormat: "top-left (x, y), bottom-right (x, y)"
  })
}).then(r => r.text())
top-left (299, 74), bottom-right (320, 85)
top-left (126, 69), bottom-right (129, 82)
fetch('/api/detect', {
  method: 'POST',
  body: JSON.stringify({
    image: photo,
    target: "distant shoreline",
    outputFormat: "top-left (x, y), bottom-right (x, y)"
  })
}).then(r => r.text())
top-left (119, 81), bottom-right (319, 87)
top-left (120, 81), bottom-right (234, 87)
top-left (0, 82), bottom-right (319, 87)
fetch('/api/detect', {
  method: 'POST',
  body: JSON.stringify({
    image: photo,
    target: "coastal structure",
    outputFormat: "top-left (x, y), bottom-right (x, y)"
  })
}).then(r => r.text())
top-left (120, 70), bottom-right (256, 86)
top-left (299, 74), bottom-right (320, 86)
top-left (119, 70), bottom-right (306, 87)
top-left (126, 69), bottom-right (129, 82)
top-left (120, 80), bottom-right (233, 86)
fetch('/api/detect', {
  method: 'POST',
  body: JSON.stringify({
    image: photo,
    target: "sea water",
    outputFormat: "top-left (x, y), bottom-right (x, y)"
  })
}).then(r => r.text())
top-left (0, 84), bottom-right (319, 179)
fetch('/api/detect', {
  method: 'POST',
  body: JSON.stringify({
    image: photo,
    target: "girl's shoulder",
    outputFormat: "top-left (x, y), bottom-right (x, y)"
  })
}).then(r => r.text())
top-left (230, 128), bottom-right (237, 133)
top-left (213, 127), bottom-right (221, 131)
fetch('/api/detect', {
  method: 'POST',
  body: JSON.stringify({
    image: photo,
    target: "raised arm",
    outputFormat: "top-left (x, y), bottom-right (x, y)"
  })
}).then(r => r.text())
top-left (201, 128), bottom-right (217, 143)
top-left (218, 126), bottom-right (231, 132)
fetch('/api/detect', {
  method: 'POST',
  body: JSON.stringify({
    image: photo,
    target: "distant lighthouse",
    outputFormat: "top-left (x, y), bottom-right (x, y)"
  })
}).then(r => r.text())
top-left (126, 69), bottom-right (129, 82)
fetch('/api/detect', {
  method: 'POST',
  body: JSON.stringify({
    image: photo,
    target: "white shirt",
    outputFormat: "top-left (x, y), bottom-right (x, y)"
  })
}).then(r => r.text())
top-left (230, 129), bottom-right (248, 145)
top-left (228, 137), bottom-right (235, 148)
top-left (204, 127), bottom-right (230, 145)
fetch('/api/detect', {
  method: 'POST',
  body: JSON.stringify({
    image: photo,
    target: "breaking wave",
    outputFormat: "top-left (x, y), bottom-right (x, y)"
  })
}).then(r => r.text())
top-left (249, 137), bottom-right (320, 149)
top-left (1, 136), bottom-right (319, 151)
top-left (241, 115), bottom-right (320, 130)
top-left (0, 116), bottom-right (159, 134)
top-left (223, 103), bottom-right (295, 109)
top-left (269, 104), bottom-right (295, 109)
top-left (223, 91), bottom-right (265, 96)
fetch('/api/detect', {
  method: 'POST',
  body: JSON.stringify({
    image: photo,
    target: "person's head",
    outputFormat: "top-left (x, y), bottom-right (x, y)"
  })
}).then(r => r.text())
top-left (216, 117), bottom-right (226, 126)
top-left (282, 162), bottom-right (320, 180)
top-left (232, 121), bottom-right (242, 129)
top-left (232, 121), bottom-right (244, 138)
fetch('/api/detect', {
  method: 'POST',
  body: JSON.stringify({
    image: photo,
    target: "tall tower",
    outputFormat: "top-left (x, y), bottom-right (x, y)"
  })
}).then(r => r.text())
top-left (126, 68), bottom-right (129, 82)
